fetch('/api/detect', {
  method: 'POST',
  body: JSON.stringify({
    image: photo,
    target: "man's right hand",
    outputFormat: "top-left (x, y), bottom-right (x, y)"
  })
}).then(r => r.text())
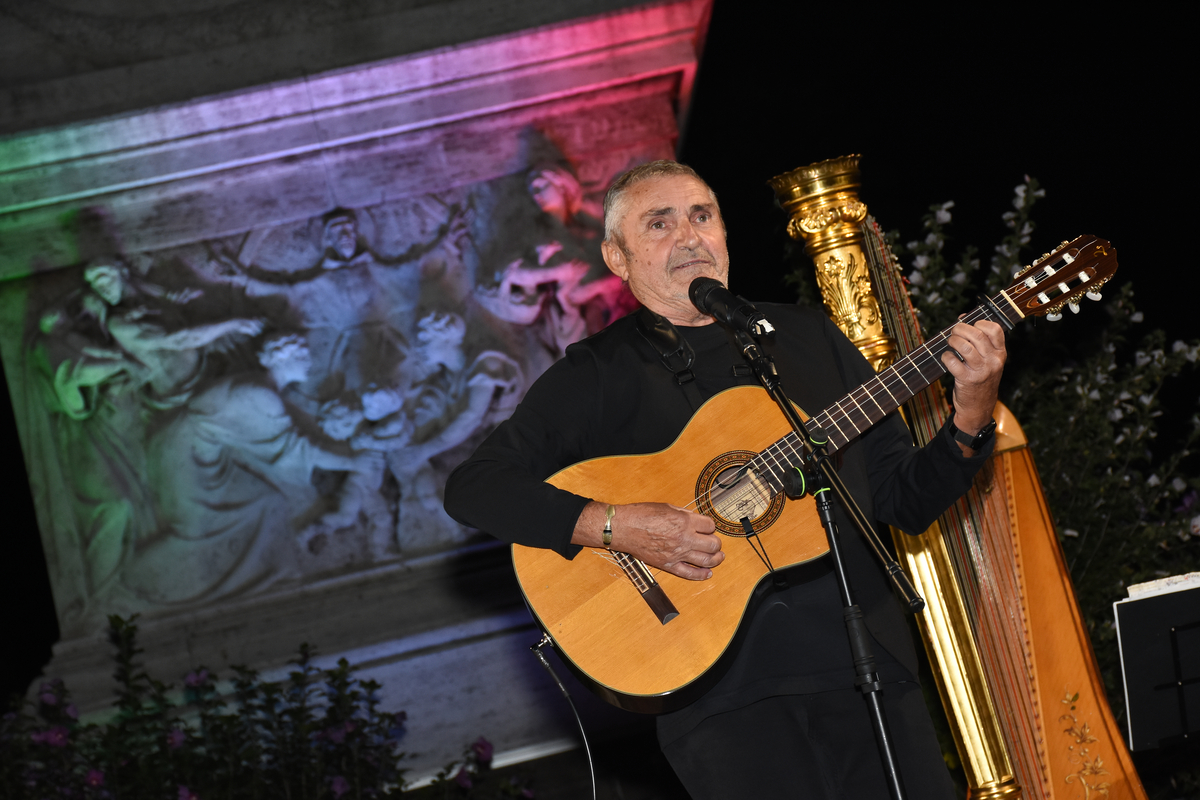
top-left (571, 501), bottom-right (724, 581)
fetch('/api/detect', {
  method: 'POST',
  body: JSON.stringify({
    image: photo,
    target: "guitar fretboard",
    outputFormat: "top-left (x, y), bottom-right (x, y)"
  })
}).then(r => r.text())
top-left (739, 292), bottom-right (1021, 496)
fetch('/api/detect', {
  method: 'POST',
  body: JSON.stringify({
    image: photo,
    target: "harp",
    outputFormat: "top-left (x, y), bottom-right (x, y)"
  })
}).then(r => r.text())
top-left (770, 156), bottom-right (1147, 799)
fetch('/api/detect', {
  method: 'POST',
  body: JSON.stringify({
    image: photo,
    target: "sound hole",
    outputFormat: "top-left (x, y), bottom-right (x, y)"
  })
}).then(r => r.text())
top-left (695, 450), bottom-right (785, 537)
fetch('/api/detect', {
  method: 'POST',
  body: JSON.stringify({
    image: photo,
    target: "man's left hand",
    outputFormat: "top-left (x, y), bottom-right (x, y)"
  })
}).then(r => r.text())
top-left (941, 319), bottom-right (1007, 453)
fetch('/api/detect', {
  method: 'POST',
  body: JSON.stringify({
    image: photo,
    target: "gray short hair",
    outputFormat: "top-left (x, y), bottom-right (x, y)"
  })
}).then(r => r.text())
top-left (601, 160), bottom-right (718, 250)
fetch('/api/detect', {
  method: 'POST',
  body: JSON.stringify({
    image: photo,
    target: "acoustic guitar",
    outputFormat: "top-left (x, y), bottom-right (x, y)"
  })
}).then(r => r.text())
top-left (513, 234), bottom-right (1118, 713)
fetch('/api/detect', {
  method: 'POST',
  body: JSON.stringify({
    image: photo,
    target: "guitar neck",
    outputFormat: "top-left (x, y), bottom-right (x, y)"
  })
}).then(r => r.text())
top-left (814, 295), bottom-right (1018, 452)
top-left (731, 232), bottom-right (1118, 497)
top-left (744, 294), bottom-right (1021, 492)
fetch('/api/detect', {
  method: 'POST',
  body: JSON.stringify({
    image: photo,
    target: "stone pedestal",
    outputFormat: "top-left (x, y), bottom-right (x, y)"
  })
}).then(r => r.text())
top-left (0, 0), bottom-right (712, 777)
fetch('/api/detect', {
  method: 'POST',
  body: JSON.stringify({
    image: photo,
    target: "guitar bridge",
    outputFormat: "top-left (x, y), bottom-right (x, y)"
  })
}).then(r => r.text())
top-left (595, 550), bottom-right (679, 625)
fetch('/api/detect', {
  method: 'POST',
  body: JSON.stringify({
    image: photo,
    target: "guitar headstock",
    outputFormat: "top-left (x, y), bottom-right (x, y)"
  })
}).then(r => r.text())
top-left (1002, 235), bottom-right (1118, 320)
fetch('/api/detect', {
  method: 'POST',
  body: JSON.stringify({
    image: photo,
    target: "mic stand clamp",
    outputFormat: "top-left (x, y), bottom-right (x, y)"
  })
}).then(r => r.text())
top-left (729, 327), bottom-right (922, 800)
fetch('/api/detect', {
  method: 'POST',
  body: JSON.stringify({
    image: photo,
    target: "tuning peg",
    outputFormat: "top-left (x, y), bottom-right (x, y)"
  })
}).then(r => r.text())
top-left (1047, 311), bottom-right (1063, 321)
top-left (1069, 300), bottom-right (1080, 314)
top-left (1086, 290), bottom-right (1102, 301)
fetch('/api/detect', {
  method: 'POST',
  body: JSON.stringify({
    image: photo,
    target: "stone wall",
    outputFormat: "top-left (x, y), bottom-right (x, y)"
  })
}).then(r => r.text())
top-left (0, 0), bottom-right (711, 779)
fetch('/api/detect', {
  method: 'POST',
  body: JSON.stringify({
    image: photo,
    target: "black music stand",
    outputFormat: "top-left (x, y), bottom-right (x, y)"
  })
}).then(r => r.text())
top-left (1113, 576), bottom-right (1200, 750)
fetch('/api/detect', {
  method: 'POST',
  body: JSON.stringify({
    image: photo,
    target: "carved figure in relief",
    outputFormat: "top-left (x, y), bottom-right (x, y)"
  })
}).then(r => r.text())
top-left (122, 333), bottom-right (384, 605)
top-left (32, 261), bottom-right (264, 619)
top-left (81, 263), bottom-right (263, 406)
top-left (474, 165), bottom-right (636, 363)
top-left (360, 312), bottom-right (522, 553)
top-left (213, 207), bottom-right (459, 407)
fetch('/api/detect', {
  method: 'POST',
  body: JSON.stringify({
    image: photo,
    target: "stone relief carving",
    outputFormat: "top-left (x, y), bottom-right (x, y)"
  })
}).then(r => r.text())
top-left (13, 153), bottom-right (635, 635)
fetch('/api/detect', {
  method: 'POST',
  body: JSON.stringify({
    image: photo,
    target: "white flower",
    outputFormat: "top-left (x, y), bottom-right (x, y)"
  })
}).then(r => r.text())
top-left (951, 270), bottom-right (967, 285)
top-left (1118, 391), bottom-right (1132, 401)
top-left (908, 271), bottom-right (925, 286)
top-left (913, 254), bottom-right (930, 270)
top-left (924, 232), bottom-right (941, 247)
top-left (1139, 394), bottom-right (1153, 406)
top-left (1135, 351), bottom-right (1150, 367)
top-left (1062, 528), bottom-right (1080, 538)
top-left (1131, 311), bottom-right (1144, 323)
top-left (1147, 474), bottom-right (1161, 487)
top-left (1172, 477), bottom-right (1187, 492)
top-left (1088, 389), bottom-right (1101, 400)
top-left (936, 208), bottom-right (952, 225)
top-left (1173, 340), bottom-right (1187, 353)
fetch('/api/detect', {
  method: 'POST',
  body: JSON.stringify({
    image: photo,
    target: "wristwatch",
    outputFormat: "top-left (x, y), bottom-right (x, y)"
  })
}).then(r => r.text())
top-left (948, 417), bottom-right (997, 451)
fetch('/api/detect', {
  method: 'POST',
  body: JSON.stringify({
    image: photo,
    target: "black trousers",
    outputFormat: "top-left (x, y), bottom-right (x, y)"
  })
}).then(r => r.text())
top-left (659, 682), bottom-right (956, 799)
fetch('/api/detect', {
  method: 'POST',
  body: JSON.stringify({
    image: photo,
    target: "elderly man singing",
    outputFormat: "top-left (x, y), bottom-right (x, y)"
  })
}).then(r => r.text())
top-left (445, 160), bottom-right (1005, 798)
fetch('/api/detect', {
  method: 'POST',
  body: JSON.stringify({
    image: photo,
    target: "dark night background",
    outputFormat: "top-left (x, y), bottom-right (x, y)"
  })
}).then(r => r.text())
top-left (3, 0), bottom-right (1195, 784)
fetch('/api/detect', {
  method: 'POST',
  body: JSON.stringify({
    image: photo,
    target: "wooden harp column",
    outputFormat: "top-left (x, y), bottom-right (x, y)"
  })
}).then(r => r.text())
top-left (769, 156), bottom-right (1147, 800)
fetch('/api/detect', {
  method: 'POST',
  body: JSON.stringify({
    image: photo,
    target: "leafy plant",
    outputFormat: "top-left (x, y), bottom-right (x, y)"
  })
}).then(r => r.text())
top-left (410, 736), bottom-right (533, 799)
top-left (1, 615), bottom-right (410, 799)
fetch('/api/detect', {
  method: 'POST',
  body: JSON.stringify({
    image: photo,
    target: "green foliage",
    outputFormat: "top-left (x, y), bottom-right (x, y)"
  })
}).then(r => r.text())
top-left (408, 737), bottom-right (534, 799)
top-left (1, 615), bottom-right (410, 799)
top-left (893, 200), bottom-right (980, 334)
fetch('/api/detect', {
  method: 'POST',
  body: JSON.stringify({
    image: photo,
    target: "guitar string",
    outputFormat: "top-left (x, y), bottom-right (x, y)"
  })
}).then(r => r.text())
top-left (688, 292), bottom-right (1009, 511)
top-left (683, 255), bottom-right (1090, 525)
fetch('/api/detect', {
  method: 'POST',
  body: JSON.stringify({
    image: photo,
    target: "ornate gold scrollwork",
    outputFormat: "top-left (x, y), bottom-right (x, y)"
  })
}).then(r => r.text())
top-left (1061, 690), bottom-right (1113, 798)
top-left (792, 200), bottom-right (868, 235)
top-left (814, 251), bottom-right (881, 340)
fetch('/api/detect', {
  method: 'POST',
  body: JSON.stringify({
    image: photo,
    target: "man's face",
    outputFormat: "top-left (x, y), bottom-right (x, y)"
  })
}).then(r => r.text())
top-left (601, 174), bottom-right (729, 326)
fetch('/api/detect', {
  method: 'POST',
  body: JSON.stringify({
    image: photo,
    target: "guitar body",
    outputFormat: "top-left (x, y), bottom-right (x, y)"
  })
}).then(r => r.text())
top-left (512, 386), bottom-right (831, 713)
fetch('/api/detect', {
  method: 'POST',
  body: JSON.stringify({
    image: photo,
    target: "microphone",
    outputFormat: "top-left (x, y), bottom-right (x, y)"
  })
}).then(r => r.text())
top-left (688, 277), bottom-right (775, 336)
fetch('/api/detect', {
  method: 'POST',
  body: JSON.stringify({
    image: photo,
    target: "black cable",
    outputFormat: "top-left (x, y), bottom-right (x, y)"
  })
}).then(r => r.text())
top-left (530, 633), bottom-right (597, 800)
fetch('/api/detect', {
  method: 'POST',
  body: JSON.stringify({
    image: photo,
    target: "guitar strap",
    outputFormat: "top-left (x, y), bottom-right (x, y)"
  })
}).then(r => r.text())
top-left (634, 307), bottom-right (706, 412)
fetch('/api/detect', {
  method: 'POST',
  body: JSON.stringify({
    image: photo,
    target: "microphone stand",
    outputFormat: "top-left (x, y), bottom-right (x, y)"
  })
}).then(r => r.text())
top-left (728, 325), bottom-right (922, 800)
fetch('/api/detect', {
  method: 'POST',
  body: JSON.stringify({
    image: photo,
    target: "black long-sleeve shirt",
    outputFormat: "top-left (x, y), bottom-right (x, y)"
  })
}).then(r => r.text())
top-left (444, 303), bottom-right (989, 742)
